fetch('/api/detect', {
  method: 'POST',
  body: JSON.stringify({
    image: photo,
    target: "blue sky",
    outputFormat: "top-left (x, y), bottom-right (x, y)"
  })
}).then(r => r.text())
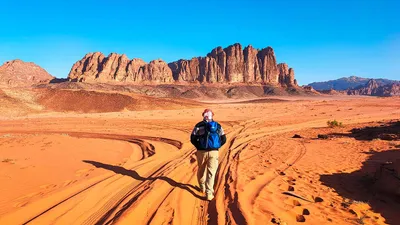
top-left (0, 0), bottom-right (399, 85)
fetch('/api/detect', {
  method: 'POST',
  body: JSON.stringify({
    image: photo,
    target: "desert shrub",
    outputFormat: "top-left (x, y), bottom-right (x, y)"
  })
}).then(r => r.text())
top-left (327, 120), bottom-right (343, 128)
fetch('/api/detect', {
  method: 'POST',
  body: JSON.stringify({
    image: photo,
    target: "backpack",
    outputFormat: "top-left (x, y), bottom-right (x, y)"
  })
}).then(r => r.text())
top-left (199, 121), bottom-right (221, 149)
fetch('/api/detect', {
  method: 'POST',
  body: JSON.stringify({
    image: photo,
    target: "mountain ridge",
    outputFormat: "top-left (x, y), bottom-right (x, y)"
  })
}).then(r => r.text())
top-left (68, 43), bottom-right (297, 87)
top-left (308, 76), bottom-right (397, 91)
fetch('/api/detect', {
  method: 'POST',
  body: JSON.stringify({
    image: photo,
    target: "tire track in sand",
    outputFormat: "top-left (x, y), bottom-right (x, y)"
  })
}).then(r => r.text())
top-left (1, 118), bottom-right (323, 225)
top-left (207, 119), bottom-right (308, 225)
top-left (0, 131), bottom-right (189, 225)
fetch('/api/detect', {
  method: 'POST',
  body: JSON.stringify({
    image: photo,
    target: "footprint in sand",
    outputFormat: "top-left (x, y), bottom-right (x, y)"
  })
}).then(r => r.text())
top-left (293, 200), bottom-right (301, 206)
top-left (14, 201), bottom-right (29, 208)
top-left (39, 184), bottom-right (57, 189)
top-left (271, 217), bottom-right (285, 224)
top-left (349, 209), bottom-right (357, 216)
top-left (314, 196), bottom-right (324, 203)
top-left (62, 180), bottom-right (78, 187)
top-left (284, 176), bottom-right (296, 185)
top-left (296, 214), bottom-right (306, 222)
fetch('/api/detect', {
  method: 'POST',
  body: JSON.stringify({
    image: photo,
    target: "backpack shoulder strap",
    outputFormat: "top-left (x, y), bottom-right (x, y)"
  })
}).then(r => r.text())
top-left (192, 121), bottom-right (207, 136)
top-left (215, 122), bottom-right (224, 135)
top-left (195, 121), bottom-right (206, 127)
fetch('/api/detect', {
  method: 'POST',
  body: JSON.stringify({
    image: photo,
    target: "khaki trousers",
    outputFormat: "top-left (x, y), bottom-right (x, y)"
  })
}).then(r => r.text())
top-left (196, 150), bottom-right (219, 197)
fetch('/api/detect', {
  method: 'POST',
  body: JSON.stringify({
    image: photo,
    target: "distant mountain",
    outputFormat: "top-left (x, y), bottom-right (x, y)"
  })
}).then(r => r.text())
top-left (0, 60), bottom-right (53, 87)
top-left (347, 79), bottom-right (400, 97)
top-left (308, 76), bottom-right (397, 91)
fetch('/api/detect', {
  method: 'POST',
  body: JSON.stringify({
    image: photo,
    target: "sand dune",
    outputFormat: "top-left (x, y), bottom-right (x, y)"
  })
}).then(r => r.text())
top-left (0, 95), bottom-right (399, 224)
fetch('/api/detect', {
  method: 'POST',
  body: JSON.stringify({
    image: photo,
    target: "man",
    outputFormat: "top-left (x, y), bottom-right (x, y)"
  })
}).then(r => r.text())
top-left (190, 109), bottom-right (226, 201)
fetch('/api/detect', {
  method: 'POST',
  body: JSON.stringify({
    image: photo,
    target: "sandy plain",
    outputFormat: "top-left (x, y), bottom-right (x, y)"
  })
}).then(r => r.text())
top-left (0, 90), bottom-right (399, 225)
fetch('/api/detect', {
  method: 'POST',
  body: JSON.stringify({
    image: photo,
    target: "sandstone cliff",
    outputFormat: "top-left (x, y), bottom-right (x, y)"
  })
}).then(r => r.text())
top-left (68, 43), bottom-right (296, 86)
top-left (68, 53), bottom-right (172, 83)
top-left (169, 44), bottom-right (296, 86)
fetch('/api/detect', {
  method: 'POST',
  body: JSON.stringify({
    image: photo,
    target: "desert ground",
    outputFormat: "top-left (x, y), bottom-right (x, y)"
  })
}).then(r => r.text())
top-left (0, 89), bottom-right (399, 225)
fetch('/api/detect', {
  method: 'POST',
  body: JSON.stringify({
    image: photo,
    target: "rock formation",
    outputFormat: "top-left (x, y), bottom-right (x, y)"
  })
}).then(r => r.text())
top-left (243, 45), bottom-right (261, 82)
top-left (68, 43), bottom-right (296, 86)
top-left (277, 63), bottom-right (295, 87)
top-left (68, 52), bottom-right (173, 83)
top-left (69, 52), bottom-right (105, 82)
top-left (347, 79), bottom-right (400, 97)
top-left (308, 76), bottom-right (397, 91)
top-left (0, 60), bottom-right (54, 87)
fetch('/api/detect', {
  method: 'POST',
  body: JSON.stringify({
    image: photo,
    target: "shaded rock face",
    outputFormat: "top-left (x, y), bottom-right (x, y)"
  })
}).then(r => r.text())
top-left (258, 47), bottom-right (279, 84)
top-left (278, 63), bottom-right (295, 87)
top-left (243, 45), bottom-right (261, 82)
top-left (387, 83), bottom-right (400, 96)
top-left (68, 43), bottom-right (296, 86)
top-left (168, 58), bottom-right (201, 82)
top-left (347, 79), bottom-right (400, 97)
top-left (0, 60), bottom-right (54, 87)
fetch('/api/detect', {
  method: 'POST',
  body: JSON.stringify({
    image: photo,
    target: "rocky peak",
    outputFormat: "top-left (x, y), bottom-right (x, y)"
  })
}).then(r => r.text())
top-left (243, 45), bottom-right (261, 82)
top-left (366, 79), bottom-right (379, 88)
top-left (277, 63), bottom-right (296, 87)
top-left (224, 43), bottom-right (244, 82)
top-left (143, 59), bottom-right (173, 83)
top-left (348, 79), bottom-right (400, 96)
top-left (257, 47), bottom-right (279, 84)
top-left (0, 59), bottom-right (53, 87)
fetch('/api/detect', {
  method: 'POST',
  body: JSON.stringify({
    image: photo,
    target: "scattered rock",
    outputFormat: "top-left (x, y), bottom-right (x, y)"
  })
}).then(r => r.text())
top-left (292, 134), bottom-right (303, 138)
top-left (318, 134), bottom-right (329, 139)
top-left (271, 218), bottom-right (280, 224)
top-left (378, 133), bottom-right (399, 141)
top-left (303, 209), bottom-right (310, 215)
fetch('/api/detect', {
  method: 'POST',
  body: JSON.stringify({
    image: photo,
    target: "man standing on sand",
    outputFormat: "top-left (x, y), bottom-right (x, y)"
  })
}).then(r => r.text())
top-left (190, 109), bottom-right (226, 201)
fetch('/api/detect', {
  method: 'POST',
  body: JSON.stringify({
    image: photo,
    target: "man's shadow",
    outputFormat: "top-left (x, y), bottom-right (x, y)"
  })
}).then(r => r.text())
top-left (83, 160), bottom-right (205, 200)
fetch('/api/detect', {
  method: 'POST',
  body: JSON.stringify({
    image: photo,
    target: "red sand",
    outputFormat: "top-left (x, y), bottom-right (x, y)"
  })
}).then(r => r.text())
top-left (0, 93), bottom-right (399, 225)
